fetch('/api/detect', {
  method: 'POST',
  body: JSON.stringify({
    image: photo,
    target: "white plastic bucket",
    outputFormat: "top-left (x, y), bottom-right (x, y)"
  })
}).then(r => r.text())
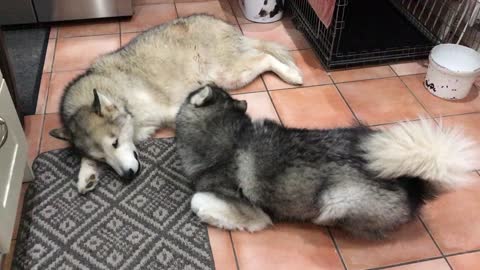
top-left (425, 44), bottom-right (480, 100)
top-left (239, 0), bottom-right (284, 23)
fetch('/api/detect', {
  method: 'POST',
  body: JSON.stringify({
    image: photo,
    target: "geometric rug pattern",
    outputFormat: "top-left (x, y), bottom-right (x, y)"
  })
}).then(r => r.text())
top-left (13, 138), bottom-right (214, 270)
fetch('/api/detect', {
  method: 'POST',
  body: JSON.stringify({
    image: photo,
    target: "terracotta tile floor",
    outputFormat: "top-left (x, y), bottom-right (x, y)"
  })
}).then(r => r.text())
top-left (5, 1), bottom-right (480, 269)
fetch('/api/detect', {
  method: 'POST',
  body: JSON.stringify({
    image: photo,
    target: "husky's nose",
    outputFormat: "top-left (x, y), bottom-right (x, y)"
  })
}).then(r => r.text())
top-left (124, 169), bottom-right (136, 181)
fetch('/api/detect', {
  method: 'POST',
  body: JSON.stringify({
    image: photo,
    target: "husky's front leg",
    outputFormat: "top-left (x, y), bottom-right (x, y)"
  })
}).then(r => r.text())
top-left (77, 157), bottom-right (99, 194)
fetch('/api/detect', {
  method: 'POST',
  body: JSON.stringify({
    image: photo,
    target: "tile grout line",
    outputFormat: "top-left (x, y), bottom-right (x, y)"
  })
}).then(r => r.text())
top-left (398, 75), bottom-right (435, 119)
top-left (264, 73), bottom-right (424, 91)
top-left (48, 37), bottom-right (58, 74)
top-left (331, 74), bottom-right (399, 86)
top-left (174, 0), bottom-right (219, 3)
top-left (117, 31), bottom-right (121, 49)
top-left (43, 72), bottom-right (53, 114)
top-left (228, 232), bottom-right (241, 270)
top-left (231, 89), bottom-right (267, 95)
top-left (25, 115), bottom-right (44, 167)
top-left (55, 31), bottom-right (122, 39)
top-left (263, 78), bottom-right (285, 126)
top-left (35, 72), bottom-right (51, 115)
top-left (365, 255), bottom-right (445, 270)
top-left (386, 65), bottom-right (397, 78)
top-left (37, 36), bottom-right (57, 153)
top-left (417, 216), bottom-right (454, 270)
top-left (367, 117), bottom-right (435, 128)
top-left (220, 0), bottom-right (241, 27)
top-left (42, 37), bottom-right (58, 115)
top-left (390, 65), bottom-right (427, 77)
top-left (330, 81), bottom-right (360, 124)
top-left (45, 68), bottom-right (87, 75)
top-left (173, 0), bottom-right (180, 18)
top-left (36, 114), bottom-right (47, 159)
top-left (267, 82), bottom-right (332, 92)
top-left (53, 33), bottom-right (120, 41)
top-left (432, 110), bottom-right (480, 120)
top-left (118, 20), bottom-right (122, 39)
top-left (121, 30), bottom-right (149, 34)
top-left (327, 229), bottom-right (348, 270)
top-left (42, 112), bottom-right (67, 116)
top-left (444, 248), bottom-right (480, 258)
top-left (52, 67), bottom-right (97, 73)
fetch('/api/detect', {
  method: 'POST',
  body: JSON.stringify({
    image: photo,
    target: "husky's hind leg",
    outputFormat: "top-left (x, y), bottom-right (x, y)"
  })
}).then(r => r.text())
top-left (241, 38), bottom-right (303, 85)
top-left (213, 48), bottom-right (303, 90)
top-left (77, 157), bottom-right (99, 194)
top-left (191, 192), bottom-right (272, 232)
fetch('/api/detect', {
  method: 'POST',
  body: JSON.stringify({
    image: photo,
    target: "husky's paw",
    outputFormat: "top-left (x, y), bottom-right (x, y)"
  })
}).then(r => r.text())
top-left (243, 213), bottom-right (273, 232)
top-left (77, 174), bottom-right (98, 194)
top-left (77, 157), bottom-right (98, 194)
top-left (286, 67), bottom-right (303, 85)
top-left (195, 208), bottom-right (272, 232)
top-left (191, 192), bottom-right (272, 232)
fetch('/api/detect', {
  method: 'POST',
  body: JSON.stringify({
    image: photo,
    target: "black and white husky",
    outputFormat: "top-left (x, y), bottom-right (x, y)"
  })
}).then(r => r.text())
top-left (175, 86), bottom-right (478, 239)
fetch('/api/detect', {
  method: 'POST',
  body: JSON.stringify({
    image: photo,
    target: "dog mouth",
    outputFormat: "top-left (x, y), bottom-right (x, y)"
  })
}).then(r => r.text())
top-left (134, 151), bottom-right (141, 175)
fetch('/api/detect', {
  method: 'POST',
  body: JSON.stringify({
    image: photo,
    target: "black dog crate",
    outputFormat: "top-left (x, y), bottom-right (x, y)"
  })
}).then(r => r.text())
top-left (288, 0), bottom-right (441, 70)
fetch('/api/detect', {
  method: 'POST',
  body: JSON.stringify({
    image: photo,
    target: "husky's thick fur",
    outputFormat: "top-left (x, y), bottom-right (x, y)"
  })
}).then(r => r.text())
top-left (49, 15), bottom-right (303, 193)
top-left (175, 86), bottom-right (478, 239)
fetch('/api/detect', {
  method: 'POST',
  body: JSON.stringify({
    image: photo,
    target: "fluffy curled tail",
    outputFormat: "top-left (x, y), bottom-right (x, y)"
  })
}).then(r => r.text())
top-left (361, 119), bottom-right (478, 189)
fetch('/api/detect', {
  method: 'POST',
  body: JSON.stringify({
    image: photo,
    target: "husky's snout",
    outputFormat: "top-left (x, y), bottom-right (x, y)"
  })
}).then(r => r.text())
top-left (107, 143), bottom-right (141, 181)
top-left (122, 151), bottom-right (141, 180)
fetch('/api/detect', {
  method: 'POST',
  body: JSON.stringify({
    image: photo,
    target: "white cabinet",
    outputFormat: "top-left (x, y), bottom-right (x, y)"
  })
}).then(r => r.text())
top-left (0, 76), bottom-right (32, 254)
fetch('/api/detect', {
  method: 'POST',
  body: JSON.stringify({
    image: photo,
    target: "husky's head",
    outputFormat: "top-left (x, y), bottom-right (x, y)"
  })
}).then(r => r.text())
top-left (50, 89), bottom-right (141, 180)
top-left (184, 86), bottom-right (247, 116)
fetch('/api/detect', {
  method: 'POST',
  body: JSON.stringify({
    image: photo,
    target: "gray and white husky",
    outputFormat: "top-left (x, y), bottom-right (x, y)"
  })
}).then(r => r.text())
top-left (175, 86), bottom-right (478, 239)
top-left (49, 14), bottom-right (303, 193)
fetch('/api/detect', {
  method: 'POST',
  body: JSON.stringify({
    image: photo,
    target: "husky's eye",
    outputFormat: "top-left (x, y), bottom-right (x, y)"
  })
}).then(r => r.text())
top-left (112, 139), bottom-right (119, 149)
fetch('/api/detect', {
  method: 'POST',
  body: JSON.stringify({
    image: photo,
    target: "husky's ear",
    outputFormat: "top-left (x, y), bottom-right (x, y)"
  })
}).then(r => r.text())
top-left (190, 86), bottom-right (213, 107)
top-left (50, 128), bottom-right (72, 141)
top-left (234, 100), bottom-right (247, 113)
top-left (92, 89), bottom-right (102, 116)
top-left (92, 89), bottom-right (114, 116)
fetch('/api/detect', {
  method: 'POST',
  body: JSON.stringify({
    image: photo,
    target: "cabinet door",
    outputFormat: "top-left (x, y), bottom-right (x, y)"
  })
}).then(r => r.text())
top-left (0, 79), bottom-right (29, 253)
top-left (0, 0), bottom-right (37, 25)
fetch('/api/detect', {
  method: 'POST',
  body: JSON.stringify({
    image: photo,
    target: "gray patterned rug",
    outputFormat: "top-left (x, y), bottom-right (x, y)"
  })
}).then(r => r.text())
top-left (13, 138), bottom-right (215, 270)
